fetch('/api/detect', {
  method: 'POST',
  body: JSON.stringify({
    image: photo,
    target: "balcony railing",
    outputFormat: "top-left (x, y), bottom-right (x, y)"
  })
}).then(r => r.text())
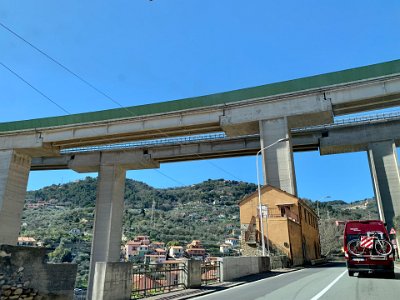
top-left (131, 263), bottom-right (186, 299)
top-left (201, 261), bottom-right (221, 285)
top-left (266, 207), bottom-right (300, 223)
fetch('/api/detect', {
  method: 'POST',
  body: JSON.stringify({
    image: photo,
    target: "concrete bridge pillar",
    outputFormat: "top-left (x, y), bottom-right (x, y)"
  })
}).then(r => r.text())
top-left (0, 150), bottom-right (31, 245)
top-left (367, 140), bottom-right (400, 230)
top-left (87, 164), bottom-right (126, 300)
top-left (259, 118), bottom-right (297, 195)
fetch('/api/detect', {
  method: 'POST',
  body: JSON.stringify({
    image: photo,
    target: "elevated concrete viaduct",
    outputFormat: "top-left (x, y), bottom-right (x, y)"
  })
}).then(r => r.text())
top-left (1, 59), bottom-right (400, 298)
top-left (30, 114), bottom-right (400, 229)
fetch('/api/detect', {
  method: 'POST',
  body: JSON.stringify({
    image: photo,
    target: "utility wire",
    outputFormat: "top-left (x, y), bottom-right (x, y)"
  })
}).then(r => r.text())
top-left (1, 62), bottom-right (185, 186)
top-left (153, 169), bottom-right (185, 186)
top-left (206, 160), bottom-right (243, 181)
top-left (0, 21), bottom-right (246, 183)
top-left (0, 21), bottom-right (130, 114)
top-left (0, 62), bottom-right (71, 114)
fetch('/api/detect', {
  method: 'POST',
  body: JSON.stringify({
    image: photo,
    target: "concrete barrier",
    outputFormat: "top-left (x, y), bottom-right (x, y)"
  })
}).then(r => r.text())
top-left (180, 260), bottom-right (202, 288)
top-left (220, 256), bottom-right (270, 282)
top-left (270, 255), bottom-right (290, 269)
top-left (310, 258), bottom-right (327, 266)
top-left (92, 262), bottom-right (132, 300)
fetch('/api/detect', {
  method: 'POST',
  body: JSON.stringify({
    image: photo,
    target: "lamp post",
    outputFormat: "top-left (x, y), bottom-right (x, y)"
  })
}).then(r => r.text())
top-left (256, 137), bottom-right (289, 256)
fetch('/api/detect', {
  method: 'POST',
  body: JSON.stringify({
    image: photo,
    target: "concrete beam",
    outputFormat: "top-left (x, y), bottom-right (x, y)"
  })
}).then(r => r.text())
top-left (328, 76), bottom-right (400, 115)
top-left (220, 94), bottom-right (333, 137)
top-left (68, 151), bottom-right (160, 173)
top-left (87, 165), bottom-right (126, 300)
top-left (0, 132), bottom-right (58, 157)
top-left (30, 132), bottom-right (320, 170)
top-left (367, 141), bottom-right (400, 230)
top-left (41, 109), bottom-right (222, 149)
top-left (0, 150), bottom-right (31, 245)
top-left (2, 74), bottom-right (399, 152)
top-left (319, 118), bottom-right (400, 155)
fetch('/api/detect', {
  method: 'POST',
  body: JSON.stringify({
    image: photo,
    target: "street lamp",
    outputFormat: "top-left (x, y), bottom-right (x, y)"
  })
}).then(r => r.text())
top-left (256, 137), bottom-right (289, 256)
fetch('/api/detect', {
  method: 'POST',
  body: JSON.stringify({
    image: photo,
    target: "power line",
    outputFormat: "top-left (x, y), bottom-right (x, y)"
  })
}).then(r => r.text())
top-left (153, 169), bottom-right (185, 186)
top-left (0, 62), bottom-right (71, 114)
top-left (0, 61), bottom-right (190, 186)
top-left (0, 21), bottom-right (247, 183)
top-left (206, 160), bottom-right (243, 181)
top-left (0, 21), bottom-right (130, 113)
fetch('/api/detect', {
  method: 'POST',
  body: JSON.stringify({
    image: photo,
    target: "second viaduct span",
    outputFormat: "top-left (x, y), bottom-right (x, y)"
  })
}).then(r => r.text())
top-left (31, 113), bottom-right (400, 230)
top-left (1, 59), bottom-right (400, 298)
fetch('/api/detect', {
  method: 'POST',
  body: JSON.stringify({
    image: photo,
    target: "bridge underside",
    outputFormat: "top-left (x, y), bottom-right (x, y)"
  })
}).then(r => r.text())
top-left (1, 59), bottom-right (400, 298)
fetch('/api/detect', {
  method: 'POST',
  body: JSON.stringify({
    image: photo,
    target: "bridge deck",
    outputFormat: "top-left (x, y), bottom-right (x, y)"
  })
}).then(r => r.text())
top-left (1, 59), bottom-right (400, 133)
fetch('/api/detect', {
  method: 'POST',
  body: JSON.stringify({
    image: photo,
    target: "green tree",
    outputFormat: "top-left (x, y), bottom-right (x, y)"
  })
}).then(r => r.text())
top-left (167, 240), bottom-right (180, 247)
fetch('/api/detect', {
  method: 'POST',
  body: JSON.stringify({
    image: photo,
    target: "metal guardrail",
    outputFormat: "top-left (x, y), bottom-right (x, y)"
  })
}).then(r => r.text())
top-left (201, 261), bottom-right (221, 285)
top-left (61, 111), bottom-right (400, 154)
top-left (61, 133), bottom-right (228, 154)
top-left (292, 111), bottom-right (400, 133)
top-left (131, 263), bottom-right (186, 299)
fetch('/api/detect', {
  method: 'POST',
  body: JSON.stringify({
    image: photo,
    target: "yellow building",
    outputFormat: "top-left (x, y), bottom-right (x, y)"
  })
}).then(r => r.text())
top-left (239, 185), bottom-right (321, 265)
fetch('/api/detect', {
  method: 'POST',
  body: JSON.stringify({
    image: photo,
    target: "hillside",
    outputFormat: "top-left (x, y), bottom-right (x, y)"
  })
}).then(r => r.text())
top-left (20, 177), bottom-right (379, 287)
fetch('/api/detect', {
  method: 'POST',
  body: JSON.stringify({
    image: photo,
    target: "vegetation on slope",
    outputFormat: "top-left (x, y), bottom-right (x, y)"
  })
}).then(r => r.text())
top-left (21, 177), bottom-right (380, 287)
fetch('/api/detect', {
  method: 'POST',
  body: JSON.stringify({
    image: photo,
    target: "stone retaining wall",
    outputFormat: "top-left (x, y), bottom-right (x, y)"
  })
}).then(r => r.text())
top-left (0, 245), bottom-right (77, 300)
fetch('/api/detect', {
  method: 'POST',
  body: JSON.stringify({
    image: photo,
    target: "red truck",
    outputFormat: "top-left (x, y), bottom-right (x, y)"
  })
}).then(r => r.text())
top-left (343, 220), bottom-right (395, 278)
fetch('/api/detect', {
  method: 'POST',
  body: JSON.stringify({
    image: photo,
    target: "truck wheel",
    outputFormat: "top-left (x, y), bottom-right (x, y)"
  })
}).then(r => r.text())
top-left (348, 270), bottom-right (354, 277)
top-left (386, 271), bottom-right (395, 279)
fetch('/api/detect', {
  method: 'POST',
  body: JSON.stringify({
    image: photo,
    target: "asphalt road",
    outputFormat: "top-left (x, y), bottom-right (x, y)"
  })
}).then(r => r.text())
top-left (193, 262), bottom-right (400, 300)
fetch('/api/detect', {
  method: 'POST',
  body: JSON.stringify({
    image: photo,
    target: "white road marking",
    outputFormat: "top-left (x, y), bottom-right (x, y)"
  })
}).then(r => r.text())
top-left (395, 265), bottom-right (400, 270)
top-left (193, 269), bottom-right (305, 299)
top-left (310, 270), bottom-right (347, 300)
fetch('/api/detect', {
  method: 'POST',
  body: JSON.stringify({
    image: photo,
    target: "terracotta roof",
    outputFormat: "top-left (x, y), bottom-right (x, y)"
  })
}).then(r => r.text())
top-left (145, 254), bottom-right (166, 257)
top-left (238, 185), bottom-right (298, 206)
top-left (163, 260), bottom-right (183, 264)
top-left (18, 237), bottom-right (36, 242)
top-left (132, 275), bottom-right (162, 290)
top-left (126, 241), bottom-right (141, 245)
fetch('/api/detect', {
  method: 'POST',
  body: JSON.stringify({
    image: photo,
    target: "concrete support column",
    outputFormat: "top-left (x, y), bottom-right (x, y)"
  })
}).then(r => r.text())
top-left (0, 150), bottom-right (31, 245)
top-left (180, 260), bottom-right (202, 288)
top-left (87, 165), bottom-right (126, 300)
top-left (92, 262), bottom-right (132, 300)
top-left (259, 118), bottom-right (297, 195)
top-left (367, 140), bottom-right (400, 230)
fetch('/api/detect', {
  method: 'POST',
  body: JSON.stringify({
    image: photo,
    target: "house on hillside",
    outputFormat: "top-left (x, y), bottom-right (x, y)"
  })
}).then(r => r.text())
top-left (186, 240), bottom-right (206, 260)
top-left (185, 248), bottom-right (206, 260)
top-left (225, 237), bottom-right (239, 248)
top-left (239, 185), bottom-right (321, 265)
top-left (150, 241), bottom-right (165, 250)
top-left (144, 254), bottom-right (166, 264)
top-left (169, 246), bottom-right (184, 258)
top-left (125, 237), bottom-right (151, 260)
top-left (125, 241), bottom-right (142, 260)
top-left (17, 237), bottom-right (36, 246)
top-left (186, 240), bottom-right (202, 249)
top-left (219, 243), bottom-right (231, 255)
top-left (134, 235), bottom-right (151, 245)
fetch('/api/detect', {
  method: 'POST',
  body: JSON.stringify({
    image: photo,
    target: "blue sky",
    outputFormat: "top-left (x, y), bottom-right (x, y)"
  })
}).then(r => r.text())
top-left (1, 1), bottom-right (399, 202)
